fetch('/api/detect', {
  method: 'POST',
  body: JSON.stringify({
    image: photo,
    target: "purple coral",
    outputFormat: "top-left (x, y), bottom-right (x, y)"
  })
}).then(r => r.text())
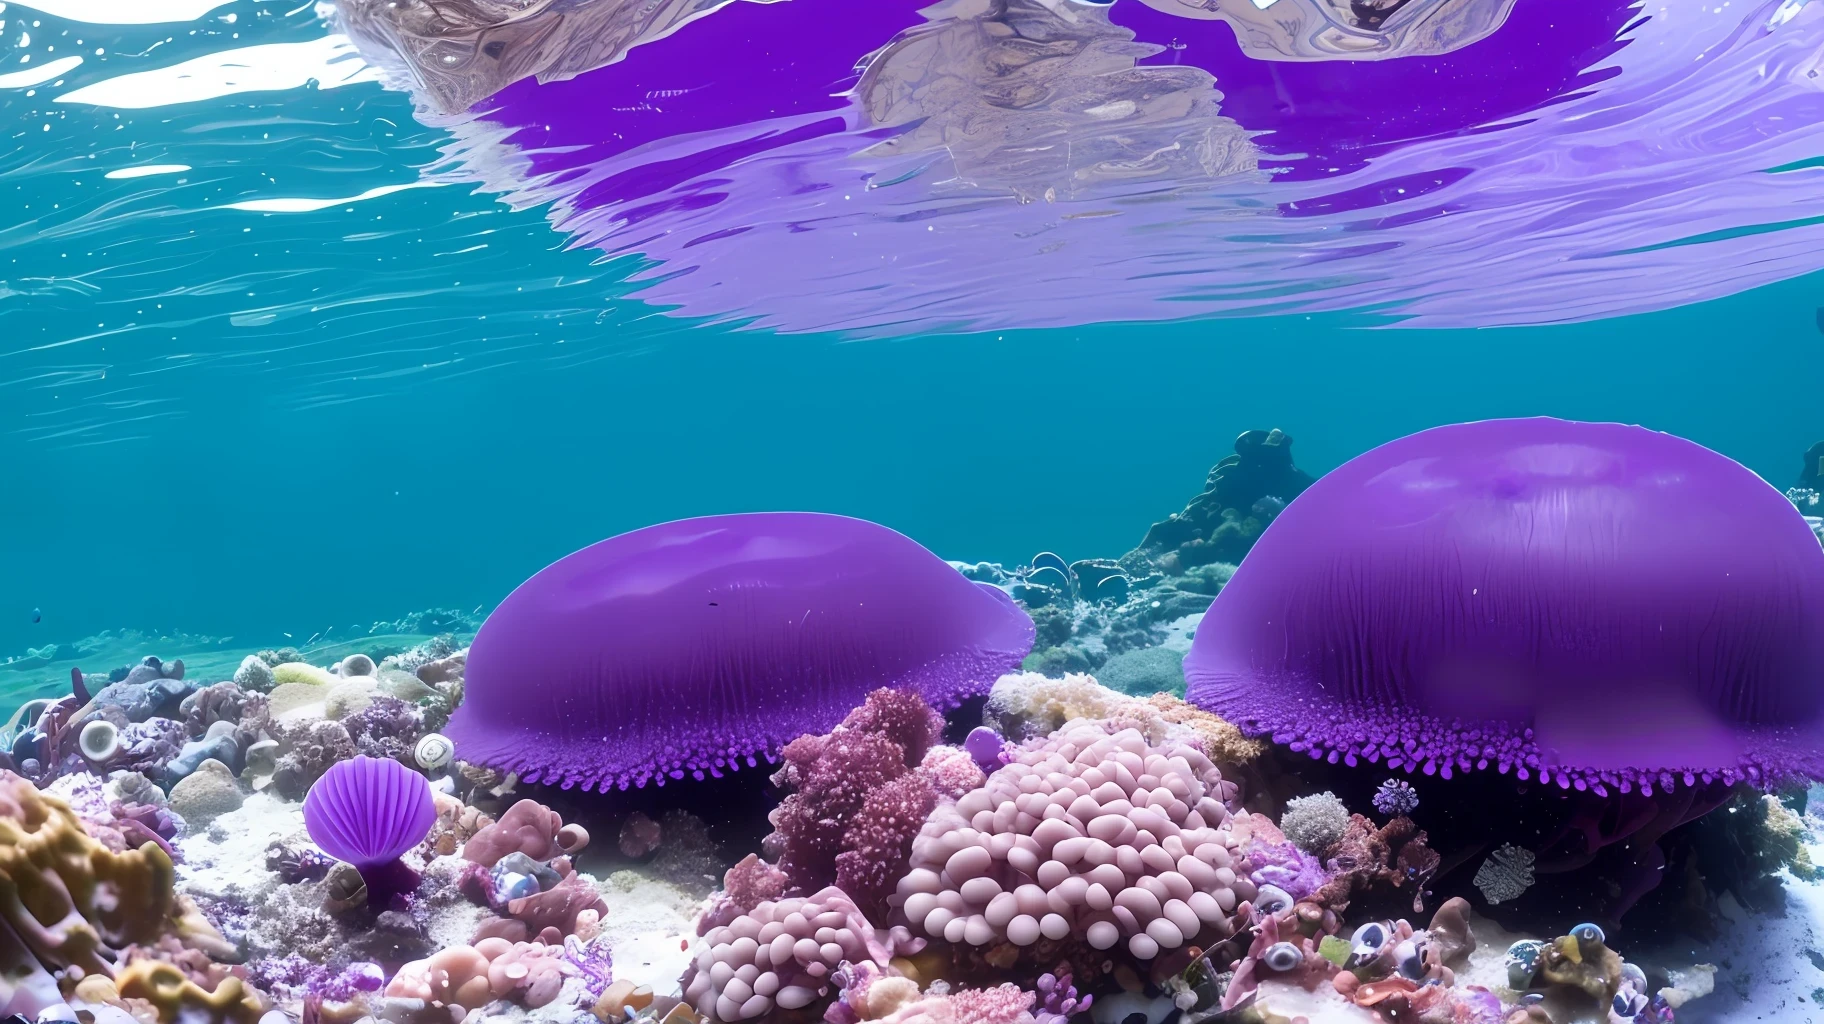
top-left (1245, 840), bottom-right (1329, 903)
top-left (1185, 418), bottom-right (1824, 794)
top-left (1372, 779), bottom-right (1420, 818)
top-left (963, 727), bottom-right (1006, 772)
top-left (1033, 969), bottom-right (1091, 1024)
top-left (447, 513), bottom-right (1034, 791)
top-left (303, 754), bottom-right (436, 905)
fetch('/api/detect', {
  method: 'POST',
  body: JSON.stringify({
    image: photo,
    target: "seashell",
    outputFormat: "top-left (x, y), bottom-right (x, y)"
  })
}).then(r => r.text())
top-left (78, 719), bottom-right (120, 763)
top-left (414, 733), bottom-right (455, 772)
top-left (303, 754), bottom-right (436, 868)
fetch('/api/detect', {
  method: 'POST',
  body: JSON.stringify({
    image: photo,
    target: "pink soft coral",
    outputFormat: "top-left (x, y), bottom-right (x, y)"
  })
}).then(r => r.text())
top-left (765, 689), bottom-right (945, 901)
top-left (836, 773), bottom-right (939, 918)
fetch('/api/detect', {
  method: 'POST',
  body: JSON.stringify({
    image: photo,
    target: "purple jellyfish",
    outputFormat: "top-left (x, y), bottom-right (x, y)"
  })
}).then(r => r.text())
top-left (1184, 417), bottom-right (1824, 796)
top-left (446, 512), bottom-right (1034, 792)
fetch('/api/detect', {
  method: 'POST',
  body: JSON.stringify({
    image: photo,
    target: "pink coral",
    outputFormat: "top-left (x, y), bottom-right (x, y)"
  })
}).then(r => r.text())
top-left (766, 689), bottom-right (946, 898)
top-left (836, 773), bottom-right (939, 918)
top-left (919, 745), bottom-right (987, 800)
top-left (874, 984), bottom-right (1039, 1024)
top-left (683, 886), bottom-right (923, 1022)
top-left (387, 937), bottom-right (569, 1011)
top-left (473, 870), bottom-right (608, 945)
top-left (461, 798), bottom-right (587, 867)
top-left (840, 688), bottom-right (944, 768)
top-left (894, 724), bottom-right (1246, 961)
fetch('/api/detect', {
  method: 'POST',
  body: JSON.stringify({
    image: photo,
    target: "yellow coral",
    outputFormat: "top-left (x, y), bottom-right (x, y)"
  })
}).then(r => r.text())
top-left (270, 662), bottom-right (334, 688)
top-left (71, 963), bottom-right (263, 1024)
top-left (0, 772), bottom-right (178, 976)
top-left (984, 671), bottom-right (1264, 768)
top-left (1140, 692), bottom-right (1266, 767)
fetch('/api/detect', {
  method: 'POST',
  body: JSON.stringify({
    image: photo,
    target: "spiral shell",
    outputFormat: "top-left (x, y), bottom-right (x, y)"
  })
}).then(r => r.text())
top-left (414, 733), bottom-right (455, 772)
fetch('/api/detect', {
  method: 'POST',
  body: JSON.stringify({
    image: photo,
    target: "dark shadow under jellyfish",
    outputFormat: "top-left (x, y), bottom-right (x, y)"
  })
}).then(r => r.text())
top-left (445, 512), bottom-right (1035, 793)
top-left (1184, 417), bottom-right (1824, 927)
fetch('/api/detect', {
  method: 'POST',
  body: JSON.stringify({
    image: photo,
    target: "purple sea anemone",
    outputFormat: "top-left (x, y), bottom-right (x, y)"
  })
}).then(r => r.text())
top-left (303, 754), bottom-right (437, 905)
top-left (1184, 417), bottom-right (1824, 796)
top-left (447, 512), bottom-right (1034, 792)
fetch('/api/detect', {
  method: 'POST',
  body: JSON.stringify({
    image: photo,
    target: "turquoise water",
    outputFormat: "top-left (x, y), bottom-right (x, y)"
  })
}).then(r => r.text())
top-left (2, 0), bottom-right (1822, 658)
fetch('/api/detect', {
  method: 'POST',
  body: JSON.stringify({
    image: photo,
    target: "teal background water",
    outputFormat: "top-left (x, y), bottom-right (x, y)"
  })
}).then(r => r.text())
top-left (1, 0), bottom-right (1820, 659)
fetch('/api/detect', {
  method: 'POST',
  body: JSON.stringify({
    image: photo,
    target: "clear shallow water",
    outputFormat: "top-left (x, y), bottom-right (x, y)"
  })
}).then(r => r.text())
top-left (2, 5), bottom-right (1824, 1024)
top-left (2, 0), bottom-right (1823, 657)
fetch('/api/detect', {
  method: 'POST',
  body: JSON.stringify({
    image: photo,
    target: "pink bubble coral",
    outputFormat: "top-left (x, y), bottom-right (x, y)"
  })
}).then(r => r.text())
top-left (893, 724), bottom-right (1247, 961)
top-left (682, 886), bottom-right (922, 1022)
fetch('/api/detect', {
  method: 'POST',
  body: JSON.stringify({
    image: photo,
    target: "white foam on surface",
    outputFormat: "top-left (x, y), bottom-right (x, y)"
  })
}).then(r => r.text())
top-left (0, 55), bottom-right (82, 88)
top-left (11, 0), bottom-right (234, 23)
top-left (224, 180), bottom-right (441, 213)
top-left (104, 163), bottom-right (191, 179)
top-left (55, 34), bottom-right (378, 109)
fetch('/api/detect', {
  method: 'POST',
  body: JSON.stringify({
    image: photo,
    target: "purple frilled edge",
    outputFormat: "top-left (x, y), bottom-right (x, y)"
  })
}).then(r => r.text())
top-left (447, 512), bottom-right (1035, 792)
top-left (1184, 417), bottom-right (1824, 796)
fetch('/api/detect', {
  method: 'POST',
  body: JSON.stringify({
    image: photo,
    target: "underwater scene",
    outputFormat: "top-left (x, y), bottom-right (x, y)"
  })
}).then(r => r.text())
top-left (6, 1), bottom-right (1824, 1024)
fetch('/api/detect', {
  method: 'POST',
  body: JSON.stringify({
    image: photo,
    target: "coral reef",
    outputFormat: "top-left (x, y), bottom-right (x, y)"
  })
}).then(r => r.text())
top-left (682, 886), bottom-right (919, 1021)
top-left (1131, 429), bottom-right (1312, 572)
top-left (895, 723), bottom-right (1244, 960)
top-left (1277, 793), bottom-right (1348, 855)
top-left (765, 689), bottom-right (945, 912)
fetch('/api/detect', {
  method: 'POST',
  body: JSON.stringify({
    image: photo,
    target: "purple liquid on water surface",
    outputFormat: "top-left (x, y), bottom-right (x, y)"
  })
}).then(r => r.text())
top-left (414, 0), bottom-right (1824, 334)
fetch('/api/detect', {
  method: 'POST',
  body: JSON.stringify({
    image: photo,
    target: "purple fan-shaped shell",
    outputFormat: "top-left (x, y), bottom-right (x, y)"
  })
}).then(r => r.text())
top-left (448, 512), bottom-right (1035, 792)
top-left (303, 755), bottom-right (437, 867)
top-left (1184, 418), bottom-right (1824, 795)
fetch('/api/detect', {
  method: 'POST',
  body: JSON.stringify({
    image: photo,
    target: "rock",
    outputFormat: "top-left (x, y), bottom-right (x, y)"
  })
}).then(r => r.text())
top-left (416, 654), bottom-right (465, 685)
top-left (378, 669), bottom-right (439, 704)
top-left (233, 655), bottom-right (277, 693)
top-left (92, 676), bottom-right (192, 722)
top-left (1131, 428), bottom-right (1314, 570)
top-left (169, 758), bottom-right (242, 825)
top-left (269, 681), bottom-right (331, 719)
top-left (243, 739), bottom-right (281, 786)
top-left (1802, 440), bottom-right (1823, 489)
top-left (164, 732), bottom-right (242, 785)
top-left (326, 677), bottom-right (379, 719)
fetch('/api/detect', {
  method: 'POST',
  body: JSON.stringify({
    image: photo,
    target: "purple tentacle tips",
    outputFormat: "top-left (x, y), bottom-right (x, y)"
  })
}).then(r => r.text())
top-left (1185, 417), bottom-right (1824, 794)
top-left (447, 512), bottom-right (1035, 793)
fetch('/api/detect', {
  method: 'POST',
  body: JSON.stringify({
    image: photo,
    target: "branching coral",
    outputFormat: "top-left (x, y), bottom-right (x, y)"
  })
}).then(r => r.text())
top-left (270, 720), bottom-right (357, 801)
top-left (1278, 793), bottom-right (1348, 855)
top-left (894, 724), bottom-right (1246, 961)
top-left (766, 689), bottom-right (945, 907)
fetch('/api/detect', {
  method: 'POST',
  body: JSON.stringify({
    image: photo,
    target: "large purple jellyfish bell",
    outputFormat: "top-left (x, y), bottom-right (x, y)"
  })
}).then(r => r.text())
top-left (1185, 417), bottom-right (1824, 796)
top-left (303, 755), bottom-right (437, 907)
top-left (448, 512), bottom-right (1035, 792)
